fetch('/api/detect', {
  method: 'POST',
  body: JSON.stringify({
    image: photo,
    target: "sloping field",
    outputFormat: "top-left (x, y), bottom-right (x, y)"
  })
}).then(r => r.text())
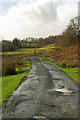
top-left (41, 44), bottom-right (79, 68)
top-left (41, 44), bottom-right (80, 83)
top-left (39, 44), bottom-right (56, 53)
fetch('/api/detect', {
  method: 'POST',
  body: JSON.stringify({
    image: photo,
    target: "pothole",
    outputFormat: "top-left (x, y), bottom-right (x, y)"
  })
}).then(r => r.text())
top-left (33, 116), bottom-right (49, 120)
top-left (54, 88), bottom-right (73, 95)
top-left (33, 116), bottom-right (46, 118)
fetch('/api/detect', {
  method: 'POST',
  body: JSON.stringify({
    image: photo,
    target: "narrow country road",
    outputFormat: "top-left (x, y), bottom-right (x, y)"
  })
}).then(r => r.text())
top-left (2, 56), bottom-right (78, 119)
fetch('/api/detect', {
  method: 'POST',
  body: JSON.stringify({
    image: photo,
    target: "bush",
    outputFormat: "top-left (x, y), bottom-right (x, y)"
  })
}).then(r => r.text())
top-left (2, 40), bottom-right (15, 52)
top-left (2, 55), bottom-right (26, 76)
top-left (5, 65), bottom-right (15, 75)
top-left (2, 62), bottom-right (16, 76)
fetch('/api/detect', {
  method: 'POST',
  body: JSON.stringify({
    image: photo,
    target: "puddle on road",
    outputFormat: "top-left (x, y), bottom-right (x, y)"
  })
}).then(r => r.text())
top-left (54, 88), bottom-right (73, 95)
top-left (53, 80), bottom-right (73, 95)
top-left (33, 116), bottom-right (46, 118)
top-left (33, 116), bottom-right (49, 119)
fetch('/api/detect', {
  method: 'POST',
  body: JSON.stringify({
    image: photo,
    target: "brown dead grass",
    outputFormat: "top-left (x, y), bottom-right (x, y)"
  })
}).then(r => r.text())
top-left (41, 44), bottom-right (79, 68)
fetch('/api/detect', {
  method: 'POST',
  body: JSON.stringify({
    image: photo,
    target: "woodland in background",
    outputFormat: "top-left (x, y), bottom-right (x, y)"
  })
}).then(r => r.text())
top-left (1, 16), bottom-right (79, 52)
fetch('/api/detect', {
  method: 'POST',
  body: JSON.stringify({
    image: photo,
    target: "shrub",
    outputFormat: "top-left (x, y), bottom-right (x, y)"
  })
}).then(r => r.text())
top-left (2, 40), bottom-right (15, 52)
top-left (2, 62), bottom-right (16, 76)
top-left (2, 55), bottom-right (26, 76)
top-left (5, 64), bottom-right (15, 75)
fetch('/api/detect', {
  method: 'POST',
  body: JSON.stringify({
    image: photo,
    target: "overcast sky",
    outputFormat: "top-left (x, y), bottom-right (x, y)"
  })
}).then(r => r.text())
top-left (0, 0), bottom-right (79, 40)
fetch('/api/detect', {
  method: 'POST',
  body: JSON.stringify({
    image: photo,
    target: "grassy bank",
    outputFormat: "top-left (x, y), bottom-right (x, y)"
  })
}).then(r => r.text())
top-left (41, 58), bottom-right (79, 84)
top-left (1, 58), bottom-right (31, 105)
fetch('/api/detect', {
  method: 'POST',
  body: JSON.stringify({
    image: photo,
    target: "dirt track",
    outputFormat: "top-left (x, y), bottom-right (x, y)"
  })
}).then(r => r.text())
top-left (2, 56), bottom-right (78, 119)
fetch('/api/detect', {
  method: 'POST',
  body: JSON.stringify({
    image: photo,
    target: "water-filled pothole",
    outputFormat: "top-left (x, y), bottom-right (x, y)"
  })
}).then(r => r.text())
top-left (33, 115), bottom-right (49, 119)
top-left (54, 88), bottom-right (73, 95)
top-left (33, 116), bottom-right (46, 118)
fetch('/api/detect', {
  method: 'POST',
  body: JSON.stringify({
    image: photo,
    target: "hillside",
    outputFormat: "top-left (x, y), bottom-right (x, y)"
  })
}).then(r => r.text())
top-left (41, 44), bottom-right (79, 68)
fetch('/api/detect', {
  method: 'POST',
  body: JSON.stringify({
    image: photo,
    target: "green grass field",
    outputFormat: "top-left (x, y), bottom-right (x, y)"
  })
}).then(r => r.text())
top-left (1, 58), bottom-right (31, 105)
top-left (25, 42), bottom-right (36, 47)
top-left (39, 44), bottom-right (59, 53)
top-left (40, 58), bottom-right (80, 84)
top-left (1, 47), bottom-right (41, 106)
top-left (2, 48), bottom-right (41, 56)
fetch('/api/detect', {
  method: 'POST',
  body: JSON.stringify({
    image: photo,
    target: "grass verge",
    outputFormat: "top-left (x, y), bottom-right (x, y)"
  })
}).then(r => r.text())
top-left (1, 57), bottom-right (31, 106)
top-left (40, 58), bottom-right (80, 84)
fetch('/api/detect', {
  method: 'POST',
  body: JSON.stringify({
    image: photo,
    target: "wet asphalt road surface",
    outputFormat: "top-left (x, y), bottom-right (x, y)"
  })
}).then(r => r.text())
top-left (2, 56), bottom-right (78, 119)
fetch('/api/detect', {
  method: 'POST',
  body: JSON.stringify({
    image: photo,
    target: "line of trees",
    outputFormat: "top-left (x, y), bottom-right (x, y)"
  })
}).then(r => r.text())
top-left (55, 16), bottom-right (78, 47)
top-left (1, 16), bottom-right (79, 52)
top-left (35, 36), bottom-right (57, 47)
top-left (2, 38), bottom-right (27, 52)
top-left (2, 36), bottom-right (57, 52)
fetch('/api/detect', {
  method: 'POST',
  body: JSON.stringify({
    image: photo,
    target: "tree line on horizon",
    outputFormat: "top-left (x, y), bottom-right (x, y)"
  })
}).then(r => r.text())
top-left (1, 16), bottom-right (79, 52)
top-left (1, 35), bottom-right (57, 52)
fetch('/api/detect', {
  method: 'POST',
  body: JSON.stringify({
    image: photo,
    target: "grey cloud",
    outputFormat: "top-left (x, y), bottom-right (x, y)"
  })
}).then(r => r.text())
top-left (38, 1), bottom-right (57, 23)
top-left (0, 0), bottom-right (77, 40)
top-left (21, 0), bottom-right (58, 24)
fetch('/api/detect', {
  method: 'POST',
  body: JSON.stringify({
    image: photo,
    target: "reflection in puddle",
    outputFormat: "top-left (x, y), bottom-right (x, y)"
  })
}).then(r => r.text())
top-left (33, 116), bottom-right (47, 119)
top-left (54, 88), bottom-right (73, 95)
top-left (53, 80), bottom-right (73, 95)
